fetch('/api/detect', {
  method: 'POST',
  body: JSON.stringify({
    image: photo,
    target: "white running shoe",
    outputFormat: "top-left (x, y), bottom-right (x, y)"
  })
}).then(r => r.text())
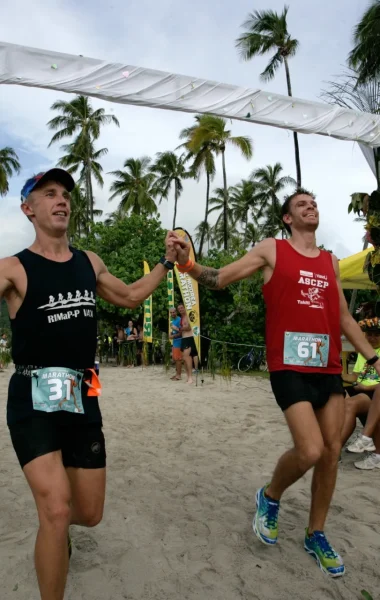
top-left (346, 434), bottom-right (376, 454)
top-left (354, 453), bottom-right (380, 470)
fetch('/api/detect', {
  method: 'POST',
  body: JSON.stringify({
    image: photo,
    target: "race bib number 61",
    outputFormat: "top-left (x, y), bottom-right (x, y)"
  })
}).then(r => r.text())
top-left (283, 332), bottom-right (329, 368)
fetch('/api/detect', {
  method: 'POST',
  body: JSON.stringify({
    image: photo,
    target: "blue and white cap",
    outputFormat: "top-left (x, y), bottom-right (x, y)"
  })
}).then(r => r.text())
top-left (21, 168), bottom-right (75, 202)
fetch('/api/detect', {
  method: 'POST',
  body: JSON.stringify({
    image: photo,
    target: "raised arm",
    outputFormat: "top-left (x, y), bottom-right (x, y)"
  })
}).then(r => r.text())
top-left (86, 234), bottom-right (177, 309)
top-left (172, 237), bottom-right (273, 289)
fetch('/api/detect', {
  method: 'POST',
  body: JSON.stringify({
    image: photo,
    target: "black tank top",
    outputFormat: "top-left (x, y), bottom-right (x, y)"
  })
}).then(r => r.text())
top-left (7, 248), bottom-right (101, 425)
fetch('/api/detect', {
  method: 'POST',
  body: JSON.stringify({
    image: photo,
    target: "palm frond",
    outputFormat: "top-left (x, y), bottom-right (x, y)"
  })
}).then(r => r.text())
top-left (260, 50), bottom-right (283, 82)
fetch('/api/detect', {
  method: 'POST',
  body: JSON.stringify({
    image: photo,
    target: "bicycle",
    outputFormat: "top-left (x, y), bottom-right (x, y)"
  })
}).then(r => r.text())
top-left (238, 346), bottom-right (267, 372)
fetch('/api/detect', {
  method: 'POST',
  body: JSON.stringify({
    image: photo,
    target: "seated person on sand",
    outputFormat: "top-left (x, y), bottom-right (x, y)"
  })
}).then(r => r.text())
top-left (341, 321), bottom-right (380, 469)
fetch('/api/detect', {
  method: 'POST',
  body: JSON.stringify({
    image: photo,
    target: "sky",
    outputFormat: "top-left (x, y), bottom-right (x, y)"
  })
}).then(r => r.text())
top-left (0, 0), bottom-right (376, 259)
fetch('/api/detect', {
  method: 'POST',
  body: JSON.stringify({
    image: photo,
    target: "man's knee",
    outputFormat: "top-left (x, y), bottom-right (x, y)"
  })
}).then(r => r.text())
top-left (345, 395), bottom-right (360, 411)
top-left (322, 440), bottom-right (342, 461)
top-left (39, 497), bottom-right (71, 528)
top-left (75, 507), bottom-right (103, 528)
top-left (298, 442), bottom-right (324, 470)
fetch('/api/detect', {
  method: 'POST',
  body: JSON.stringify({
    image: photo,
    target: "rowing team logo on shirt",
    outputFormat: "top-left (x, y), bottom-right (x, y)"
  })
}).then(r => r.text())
top-left (37, 290), bottom-right (96, 323)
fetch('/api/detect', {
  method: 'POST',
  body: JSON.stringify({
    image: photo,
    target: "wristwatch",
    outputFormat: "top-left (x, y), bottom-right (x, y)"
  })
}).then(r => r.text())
top-left (159, 256), bottom-right (175, 270)
top-left (367, 355), bottom-right (380, 366)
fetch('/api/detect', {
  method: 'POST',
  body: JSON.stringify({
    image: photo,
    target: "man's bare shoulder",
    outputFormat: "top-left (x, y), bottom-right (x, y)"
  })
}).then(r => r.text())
top-left (0, 256), bottom-right (22, 274)
top-left (0, 256), bottom-right (22, 295)
top-left (331, 254), bottom-right (340, 276)
top-left (84, 250), bottom-right (107, 278)
top-left (251, 238), bottom-right (276, 262)
top-left (254, 238), bottom-right (276, 253)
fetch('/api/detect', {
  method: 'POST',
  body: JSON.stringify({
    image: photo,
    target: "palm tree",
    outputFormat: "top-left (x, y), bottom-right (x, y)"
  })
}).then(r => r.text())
top-left (251, 163), bottom-right (296, 238)
top-left (208, 187), bottom-right (239, 249)
top-left (69, 185), bottom-right (103, 241)
top-left (109, 157), bottom-right (158, 216)
top-left (211, 218), bottom-right (240, 250)
top-left (179, 116), bottom-right (218, 257)
top-left (103, 211), bottom-right (126, 227)
top-left (236, 6), bottom-right (301, 186)
top-left (323, 69), bottom-right (380, 307)
top-left (244, 222), bottom-right (263, 247)
top-left (186, 114), bottom-right (253, 250)
top-left (229, 179), bottom-right (263, 246)
top-left (151, 151), bottom-right (190, 229)
top-left (58, 141), bottom-right (107, 222)
top-left (322, 70), bottom-right (380, 186)
top-left (0, 147), bottom-right (21, 196)
top-left (349, 0), bottom-right (380, 84)
top-left (194, 220), bottom-right (213, 254)
top-left (47, 95), bottom-right (119, 220)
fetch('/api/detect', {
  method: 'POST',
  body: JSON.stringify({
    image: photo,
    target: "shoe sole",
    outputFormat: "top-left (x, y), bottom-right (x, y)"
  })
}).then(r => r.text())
top-left (354, 463), bottom-right (380, 470)
top-left (304, 545), bottom-right (345, 578)
top-left (346, 446), bottom-right (376, 454)
top-left (252, 489), bottom-right (277, 546)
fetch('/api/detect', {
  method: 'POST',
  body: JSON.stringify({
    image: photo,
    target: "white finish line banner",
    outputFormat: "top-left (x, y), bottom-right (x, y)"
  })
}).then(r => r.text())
top-left (1, 41), bottom-right (380, 147)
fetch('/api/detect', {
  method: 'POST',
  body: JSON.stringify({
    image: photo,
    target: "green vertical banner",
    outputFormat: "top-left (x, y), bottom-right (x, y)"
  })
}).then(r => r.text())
top-left (167, 269), bottom-right (175, 345)
top-left (143, 261), bottom-right (152, 342)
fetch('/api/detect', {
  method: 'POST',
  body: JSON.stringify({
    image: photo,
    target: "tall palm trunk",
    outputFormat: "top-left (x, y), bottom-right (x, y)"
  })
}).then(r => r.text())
top-left (199, 171), bottom-right (211, 258)
top-left (271, 193), bottom-right (276, 237)
top-left (173, 179), bottom-right (178, 229)
top-left (349, 237), bottom-right (369, 314)
top-left (244, 213), bottom-right (248, 247)
top-left (221, 148), bottom-right (228, 250)
top-left (88, 165), bottom-right (94, 222)
top-left (375, 147), bottom-right (380, 191)
top-left (83, 162), bottom-right (91, 223)
top-left (284, 57), bottom-right (301, 187)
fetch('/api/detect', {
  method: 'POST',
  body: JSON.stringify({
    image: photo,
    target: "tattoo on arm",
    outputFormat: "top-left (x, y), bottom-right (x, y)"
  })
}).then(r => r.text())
top-left (196, 267), bottom-right (220, 290)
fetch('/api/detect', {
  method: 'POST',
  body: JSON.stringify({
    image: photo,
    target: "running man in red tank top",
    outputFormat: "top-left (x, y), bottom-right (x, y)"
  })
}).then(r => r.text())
top-left (170, 189), bottom-right (380, 577)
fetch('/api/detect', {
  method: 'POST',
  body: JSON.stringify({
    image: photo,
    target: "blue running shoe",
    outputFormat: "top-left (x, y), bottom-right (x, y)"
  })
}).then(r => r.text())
top-left (304, 530), bottom-right (345, 577)
top-left (252, 485), bottom-right (280, 545)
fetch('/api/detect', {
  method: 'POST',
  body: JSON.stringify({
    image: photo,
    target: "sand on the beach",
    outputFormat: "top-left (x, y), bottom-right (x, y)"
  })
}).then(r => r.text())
top-left (0, 364), bottom-right (379, 600)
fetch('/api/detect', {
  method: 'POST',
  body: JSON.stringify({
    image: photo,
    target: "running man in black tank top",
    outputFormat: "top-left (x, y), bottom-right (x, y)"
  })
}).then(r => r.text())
top-left (0, 168), bottom-right (178, 600)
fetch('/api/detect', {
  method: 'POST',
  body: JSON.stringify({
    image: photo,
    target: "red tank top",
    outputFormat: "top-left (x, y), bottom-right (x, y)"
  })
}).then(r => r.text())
top-left (263, 240), bottom-right (341, 374)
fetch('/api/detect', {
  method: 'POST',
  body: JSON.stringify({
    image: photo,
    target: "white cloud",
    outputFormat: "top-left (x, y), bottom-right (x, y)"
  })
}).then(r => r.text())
top-left (0, 0), bottom-right (376, 261)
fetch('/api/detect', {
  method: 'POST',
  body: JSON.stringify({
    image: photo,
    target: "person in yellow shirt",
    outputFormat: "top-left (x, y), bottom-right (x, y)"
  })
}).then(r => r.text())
top-left (341, 328), bottom-right (380, 464)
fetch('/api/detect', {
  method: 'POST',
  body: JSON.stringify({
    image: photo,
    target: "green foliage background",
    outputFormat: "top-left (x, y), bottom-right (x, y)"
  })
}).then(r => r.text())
top-left (76, 215), bottom-right (266, 364)
top-left (0, 300), bottom-right (10, 336)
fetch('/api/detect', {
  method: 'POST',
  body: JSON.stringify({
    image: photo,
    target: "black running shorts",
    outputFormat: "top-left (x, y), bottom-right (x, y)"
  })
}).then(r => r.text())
top-left (270, 370), bottom-right (345, 412)
top-left (9, 412), bottom-right (106, 470)
top-left (345, 385), bottom-right (375, 400)
top-left (181, 337), bottom-right (198, 357)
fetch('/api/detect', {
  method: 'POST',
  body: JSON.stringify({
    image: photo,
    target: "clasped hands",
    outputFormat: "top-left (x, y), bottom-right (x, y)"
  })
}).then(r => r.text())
top-left (164, 231), bottom-right (190, 265)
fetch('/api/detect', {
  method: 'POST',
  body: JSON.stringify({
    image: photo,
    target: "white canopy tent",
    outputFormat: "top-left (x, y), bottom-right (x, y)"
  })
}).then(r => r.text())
top-left (1, 41), bottom-right (380, 150)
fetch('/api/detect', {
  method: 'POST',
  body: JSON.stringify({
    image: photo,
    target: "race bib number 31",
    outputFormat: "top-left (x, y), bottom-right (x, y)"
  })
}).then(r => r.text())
top-left (31, 367), bottom-right (84, 414)
top-left (284, 332), bottom-right (329, 368)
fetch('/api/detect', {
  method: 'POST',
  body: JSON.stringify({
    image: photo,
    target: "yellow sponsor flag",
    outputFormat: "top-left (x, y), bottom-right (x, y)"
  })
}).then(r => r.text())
top-left (143, 261), bottom-right (153, 343)
top-left (173, 228), bottom-right (201, 360)
top-left (167, 269), bottom-right (175, 344)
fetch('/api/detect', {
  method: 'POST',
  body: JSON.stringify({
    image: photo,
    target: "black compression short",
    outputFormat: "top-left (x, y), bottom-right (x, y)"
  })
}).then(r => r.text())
top-left (181, 337), bottom-right (198, 357)
top-left (9, 412), bottom-right (106, 469)
top-left (270, 370), bottom-right (345, 412)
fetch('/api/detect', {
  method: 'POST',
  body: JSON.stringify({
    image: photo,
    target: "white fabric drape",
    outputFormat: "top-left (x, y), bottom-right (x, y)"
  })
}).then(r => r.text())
top-left (1, 41), bottom-right (380, 147)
